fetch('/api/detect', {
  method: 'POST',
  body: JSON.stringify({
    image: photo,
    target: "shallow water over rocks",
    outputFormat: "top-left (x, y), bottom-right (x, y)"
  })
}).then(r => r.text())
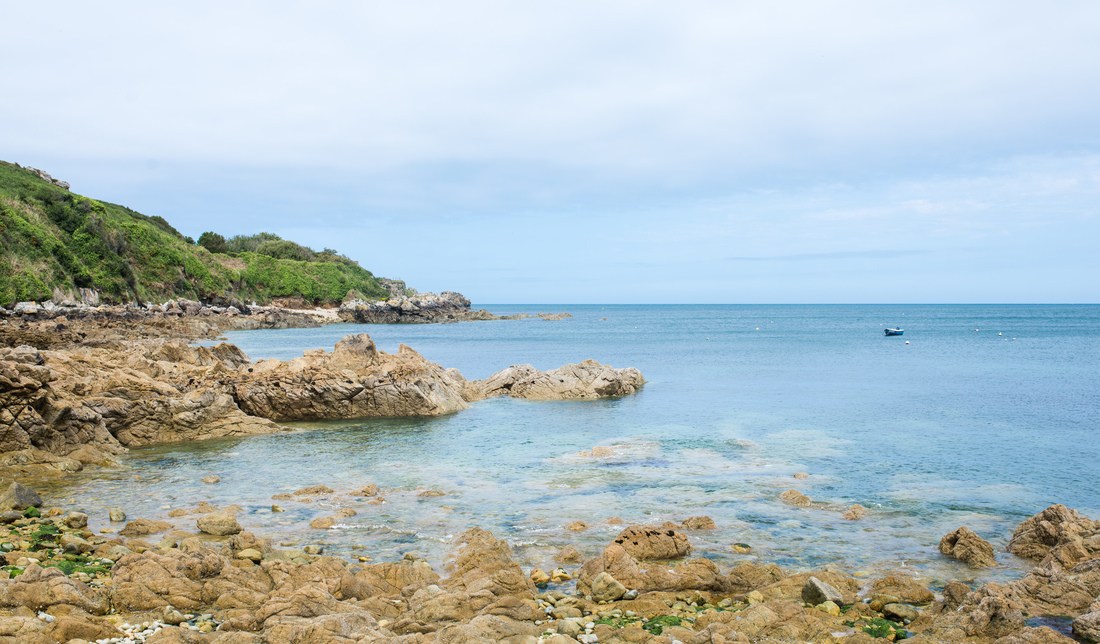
top-left (45, 304), bottom-right (1100, 584)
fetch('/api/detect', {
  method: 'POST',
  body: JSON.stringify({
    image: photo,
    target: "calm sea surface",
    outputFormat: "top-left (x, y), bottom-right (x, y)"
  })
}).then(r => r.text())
top-left (50, 305), bottom-right (1100, 584)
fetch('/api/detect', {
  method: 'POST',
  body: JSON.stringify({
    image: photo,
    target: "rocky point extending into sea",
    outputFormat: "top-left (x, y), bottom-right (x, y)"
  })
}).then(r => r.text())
top-left (1, 300), bottom-right (1098, 643)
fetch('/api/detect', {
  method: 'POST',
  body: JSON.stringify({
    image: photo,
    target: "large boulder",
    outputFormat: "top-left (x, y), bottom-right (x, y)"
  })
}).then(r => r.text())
top-left (0, 480), bottom-right (42, 511)
top-left (611, 524), bottom-right (692, 560)
top-left (1008, 504), bottom-right (1100, 567)
top-left (577, 542), bottom-right (725, 595)
top-left (233, 335), bottom-right (470, 420)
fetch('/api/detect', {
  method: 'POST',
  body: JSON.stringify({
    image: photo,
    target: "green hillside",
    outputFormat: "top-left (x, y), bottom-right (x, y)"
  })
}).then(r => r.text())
top-left (0, 161), bottom-right (388, 306)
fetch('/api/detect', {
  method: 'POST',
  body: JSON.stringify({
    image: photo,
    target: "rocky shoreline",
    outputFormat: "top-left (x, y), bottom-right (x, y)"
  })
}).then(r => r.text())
top-left (0, 481), bottom-right (1097, 643)
top-left (3, 309), bottom-right (1097, 643)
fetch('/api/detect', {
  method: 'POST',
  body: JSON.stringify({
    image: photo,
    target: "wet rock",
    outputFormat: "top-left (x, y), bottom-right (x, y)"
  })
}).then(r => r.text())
top-left (557, 545), bottom-right (583, 564)
top-left (590, 572), bottom-right (627, 602)
top-left (940, 526), bottom-right (997, 568)
top-left (417, 489), bottom-right (445, 497)
top-left (119, 518), bottom-right (172, 536)
top-left (779, 489), bottom-right (812, 507)
top-left (682, 515), bottom-right (716, 530)
top-left (62, 511), bottom-right (88, 529)
top-left (201, 475), bottom-right (220, 484)
top-left (196, 510), bottom-right (241, 536)
top-left (237, 548), bottom-right (263, 562)
top-left (612, 524), bottom-right (692, 560)
top-left (529, 569), bottom-right (550, 586)
top-left (0, 481), bottom-right (42, 511)
top-left (349, 484), bottom-right (379, 497)
top-left (842, 504), bottom-right (868, 520)
top-left (801, 576), bottom-right (844, 605)
top-left (566, 521), bottom-right (588, 532)
top-left (108, 508), bottom-right (126, 522)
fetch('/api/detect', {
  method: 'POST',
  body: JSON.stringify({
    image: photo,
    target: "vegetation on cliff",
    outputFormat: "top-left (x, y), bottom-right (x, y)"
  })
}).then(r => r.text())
top-left (0, 161), bottom-right (387, 305)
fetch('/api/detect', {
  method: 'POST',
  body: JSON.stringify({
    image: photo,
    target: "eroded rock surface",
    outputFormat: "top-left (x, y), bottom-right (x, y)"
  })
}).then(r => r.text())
top-left (475, 359), bottom-right (645, 401)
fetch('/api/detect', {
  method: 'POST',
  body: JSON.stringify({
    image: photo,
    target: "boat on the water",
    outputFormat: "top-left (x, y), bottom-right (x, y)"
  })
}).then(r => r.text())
top-left (884, 328), bottom-right (904, 336)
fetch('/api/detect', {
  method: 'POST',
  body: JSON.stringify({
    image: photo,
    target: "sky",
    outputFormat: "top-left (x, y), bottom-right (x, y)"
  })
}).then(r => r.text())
top-left (3, 1), bottom-right (1100, 303)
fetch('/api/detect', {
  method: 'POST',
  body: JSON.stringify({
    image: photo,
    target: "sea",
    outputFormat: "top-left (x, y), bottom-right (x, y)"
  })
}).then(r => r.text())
top-left (47, 304), bottom-right (1100, 585)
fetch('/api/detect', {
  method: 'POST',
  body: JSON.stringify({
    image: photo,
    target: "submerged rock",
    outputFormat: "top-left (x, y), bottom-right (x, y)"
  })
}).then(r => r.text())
top-left (612, 524), bottom-right (692, 560)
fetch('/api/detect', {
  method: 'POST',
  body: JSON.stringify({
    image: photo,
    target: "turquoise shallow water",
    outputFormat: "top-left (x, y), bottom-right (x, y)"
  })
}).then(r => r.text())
top-left (50, 304), bottom-right (1100, 583)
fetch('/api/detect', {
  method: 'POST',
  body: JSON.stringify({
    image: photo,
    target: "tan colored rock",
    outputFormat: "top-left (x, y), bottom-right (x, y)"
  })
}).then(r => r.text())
top-left (842, 504), bottom-right (868, 520)
top-left (779, 489), bottom-right (812, 507)
top-left (475, 359), bottom-right (645, 400)
top-left (556, 545), bottom-right (583, 564)
top-left (682, 515), bottom-right (716, 530)
top-left (1008, 504), bottom-right (1100, 566)
top-left (119, 518), bottom-right (172, 536)
top-left (1074, 610), bottom-right (1100, 643)
top-left (589, 571), bottom-right (627, 602)
top-left (612, 524), bottom-right (692, 560)
top-left (0, 564), bottom-right (109, 614)
top-left (940, 526), bottom-right (997, 568)
top-left (349, 484), bottom-right (380, 497)
top-left (870, 575), bottom-right (935, 605)
top-left (196, 510), bottom-right (241, 536)
top-left (577, 542), bottom-right (724, 595)
top-left (566, 520), bottom-right (588, 532)
top-left (234, 335), bottom-right (471, 420)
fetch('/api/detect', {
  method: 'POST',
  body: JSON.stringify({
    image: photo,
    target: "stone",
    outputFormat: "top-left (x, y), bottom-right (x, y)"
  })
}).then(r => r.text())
top-left (801, 576), bottom-right (844, 605)
top-left (940, 526), bottom-right (997, 568)
top-left (612, 525), bottom-right (692, 560)
top-left (779, 489), bottom-right (812, 507)
top-left (870, 575), bottom-right (935, 605)
top-left (557, 545), bottom-right (583, 564)
top-left (816, 600), bottom-right (841, 616)
top-left (682, 516), bottom-right (716, 530)
top-left (237, 548), bottom-right (263, 562)
top-left (590, 572), bottom-right (628, 602)
top-left (883, 602), bottom-right (920, 622)
top-left (550, 568), bottom-right (572, 583)
top-left (475, 360), bottom-right (645, 401)
top-left (1008, 504), bottom-right (1100, 564)
top-left (196, 510), bottom-right (241, 536)
top-left (62, 511), bottom-right (89, 529)
top-left (108, 508), bottom-right (126, 522)
top-left (349, 484), bottom-right (380, 497)
top-left (0, 481), bottom-right (42, 511)
top-left (1074, 610), bottom-right (1100, 643)
top-left (119, 518), bottom-right (172, 536)
top-left (842, 504), bottom-right (868, 520)
top-left (566, 521), bottom-right (588, 532)
top-left (201, 475), bottom-right (220, 484)
top-left (530, 569), bottom-right (551, 586)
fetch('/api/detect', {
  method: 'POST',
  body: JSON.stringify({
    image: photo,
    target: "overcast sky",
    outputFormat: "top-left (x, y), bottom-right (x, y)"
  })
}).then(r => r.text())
top-left (4, 1), bottom-right (1099, 302)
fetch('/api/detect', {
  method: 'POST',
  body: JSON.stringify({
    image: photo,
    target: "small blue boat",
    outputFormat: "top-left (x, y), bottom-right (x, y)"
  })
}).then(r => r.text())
top-left (884, 328), bottom-right (904, 336)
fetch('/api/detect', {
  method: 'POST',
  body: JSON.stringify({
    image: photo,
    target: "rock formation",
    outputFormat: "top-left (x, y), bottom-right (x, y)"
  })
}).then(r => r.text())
top-left (338, 291), bottom-right (500, 324)
top-left (474, 360), bottom-right (645, 400)
top-left (1, 332), bottom-right (645, 477)
top-left (940, 526), bottom-right (998, 568)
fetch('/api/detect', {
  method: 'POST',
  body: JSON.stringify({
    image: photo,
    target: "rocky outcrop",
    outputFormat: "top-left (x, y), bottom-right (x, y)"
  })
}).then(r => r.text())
top-left (1007, 503), bottom-right (1100, 565)
top-left (475, 359), bottom-right (645, 400)
top-left (232, 334), bottom-right (470, 420)
top-left (2, 333), bottom-right (646, 476)
top-left (940, 526), bottom-right (998, 568)
top-left (338, 290), bottom-right (499, 324)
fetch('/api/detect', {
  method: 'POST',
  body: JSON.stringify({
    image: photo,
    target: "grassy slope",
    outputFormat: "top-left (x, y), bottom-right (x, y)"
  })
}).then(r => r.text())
top-left (0, 161), bottom-right (387, 306)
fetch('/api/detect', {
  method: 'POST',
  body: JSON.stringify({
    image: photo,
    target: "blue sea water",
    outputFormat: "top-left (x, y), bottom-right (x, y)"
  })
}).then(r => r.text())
top-left (51, 304), bottom-right (1100, 582)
